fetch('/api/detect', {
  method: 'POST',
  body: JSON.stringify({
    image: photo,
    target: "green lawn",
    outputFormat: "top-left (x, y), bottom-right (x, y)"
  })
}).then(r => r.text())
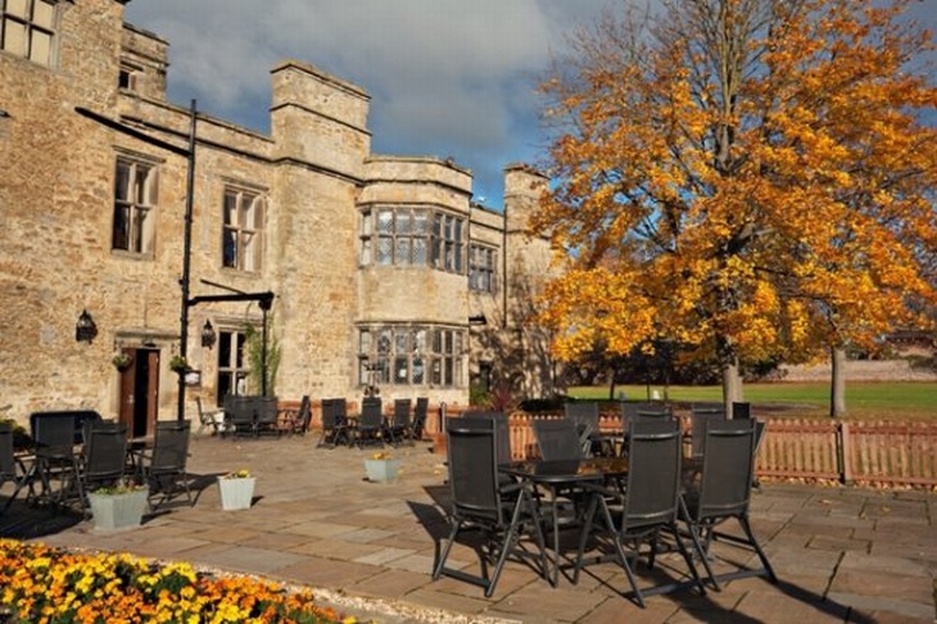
top-left (568, 381), bottom-right (937, 421)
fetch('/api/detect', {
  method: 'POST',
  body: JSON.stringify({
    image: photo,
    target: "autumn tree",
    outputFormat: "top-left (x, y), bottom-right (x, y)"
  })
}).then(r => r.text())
top-left (533, 0), bottom-right (937, 414)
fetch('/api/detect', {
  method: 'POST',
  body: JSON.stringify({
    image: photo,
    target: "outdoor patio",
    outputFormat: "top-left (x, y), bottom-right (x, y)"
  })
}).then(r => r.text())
top-left (3, 434), bottom-right (935, 624)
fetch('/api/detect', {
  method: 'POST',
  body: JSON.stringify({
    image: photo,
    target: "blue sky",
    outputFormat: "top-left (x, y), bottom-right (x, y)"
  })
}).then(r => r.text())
top-left (123, 0), bottom-right (614, 208)
top-left (123, 1), bottom-right (936, 210)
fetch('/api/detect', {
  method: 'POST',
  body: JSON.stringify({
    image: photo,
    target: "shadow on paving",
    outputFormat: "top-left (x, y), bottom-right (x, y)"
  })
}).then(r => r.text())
top-left (0, 471), bottom-right (228, 540)
top-left (573, 547), bottom-right (875, 624)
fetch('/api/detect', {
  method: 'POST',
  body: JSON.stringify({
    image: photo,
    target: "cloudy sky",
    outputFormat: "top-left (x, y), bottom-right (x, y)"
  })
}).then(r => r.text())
top-left (123, 0), bottom-right (614, 208)
top-left (123, 1), bottom-right (935, 210)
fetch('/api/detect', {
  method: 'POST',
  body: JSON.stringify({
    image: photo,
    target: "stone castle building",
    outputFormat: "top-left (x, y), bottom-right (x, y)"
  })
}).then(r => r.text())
top-left (0, 0), bottom-right (557, 435)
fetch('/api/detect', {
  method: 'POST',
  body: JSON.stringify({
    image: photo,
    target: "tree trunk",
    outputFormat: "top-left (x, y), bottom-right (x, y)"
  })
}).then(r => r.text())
top-left (722, 357), bottom-right (743, 418)
top-left (831, 346), bottom-right (847, 417)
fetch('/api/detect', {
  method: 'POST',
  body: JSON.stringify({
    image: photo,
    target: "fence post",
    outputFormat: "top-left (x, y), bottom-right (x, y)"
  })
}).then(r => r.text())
top-left (838, 421), bottom-right (853, 485)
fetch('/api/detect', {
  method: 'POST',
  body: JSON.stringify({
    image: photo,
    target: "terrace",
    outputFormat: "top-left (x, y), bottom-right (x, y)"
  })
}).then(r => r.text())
top-left (2, 433), bottom-right (934, 623)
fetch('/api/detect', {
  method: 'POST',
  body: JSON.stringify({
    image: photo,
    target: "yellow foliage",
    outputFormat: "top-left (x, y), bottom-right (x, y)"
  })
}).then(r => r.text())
top-left (534, 0), bottom-right (937, 368)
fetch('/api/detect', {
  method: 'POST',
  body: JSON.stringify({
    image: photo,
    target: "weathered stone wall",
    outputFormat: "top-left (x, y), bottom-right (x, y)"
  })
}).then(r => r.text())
top-left (501, 165), bottom-right (558, 397)
top-left (1, 0), bottom-right (132, 421)
top-left (119, 23), bottom-right (168, 101)
top-left (0, 1), bottom-right (557, 430)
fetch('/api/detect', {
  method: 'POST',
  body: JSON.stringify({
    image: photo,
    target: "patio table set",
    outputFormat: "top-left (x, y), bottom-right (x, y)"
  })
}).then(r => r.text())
top-left (317, 396), bottom-right (429, 449)
top-left (0, 411), bottom-right (193, 518)
top-left (432, 402), bottom-right (776, 607)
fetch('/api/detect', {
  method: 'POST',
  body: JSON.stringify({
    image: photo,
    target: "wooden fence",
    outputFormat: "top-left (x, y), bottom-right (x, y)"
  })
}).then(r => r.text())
top-left (441, 407), bottom-right (937, 488)
top-left (281, 399), bottom-right (937, 488)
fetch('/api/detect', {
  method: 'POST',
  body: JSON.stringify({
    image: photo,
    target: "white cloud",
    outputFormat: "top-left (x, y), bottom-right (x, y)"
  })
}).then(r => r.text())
top-left (125, 0), bottom-right (613, 204)
top-left (123, 0), bottom-right (935, 206)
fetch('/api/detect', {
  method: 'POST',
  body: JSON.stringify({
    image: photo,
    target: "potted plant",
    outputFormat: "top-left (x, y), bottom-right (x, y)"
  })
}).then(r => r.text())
top-left (88, 479), bottom-right (149, 531)
top-left (169, 355), bottom-right (189, 374)
top-left (364, 452), bottom-right (401, 483)
top-left (112, 352), bottom-right (132, 371)
top-left (217, 468), bottom-right (255, 510)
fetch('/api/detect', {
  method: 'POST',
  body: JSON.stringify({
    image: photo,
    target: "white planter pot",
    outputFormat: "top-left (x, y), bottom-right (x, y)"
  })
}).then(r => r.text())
top-left (218, 476), bottom-right (255, 510)
top-left (365, 459), bottom-right (401, 483)
top-left (88, 488), bottom-right (149, 530)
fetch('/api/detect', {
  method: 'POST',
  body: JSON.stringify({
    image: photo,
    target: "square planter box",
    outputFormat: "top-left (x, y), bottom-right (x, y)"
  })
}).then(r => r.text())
top-left (218, 476), bottom-right (256, 510)
top-left (365, 459), bottom-right (401, 483)
top-left (88, 488), bottom-right (149, 531)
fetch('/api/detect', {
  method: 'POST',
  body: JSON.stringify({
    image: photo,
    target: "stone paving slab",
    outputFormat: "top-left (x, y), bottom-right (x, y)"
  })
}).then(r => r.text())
top-left (3, 435), bottom-right (935, 623)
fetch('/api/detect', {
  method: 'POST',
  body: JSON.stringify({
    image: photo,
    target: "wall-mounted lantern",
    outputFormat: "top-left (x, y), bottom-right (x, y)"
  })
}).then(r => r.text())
top-left (200, 319), bottom-right (216, 349)
top-left (75, 310), bottom-right (97, 343)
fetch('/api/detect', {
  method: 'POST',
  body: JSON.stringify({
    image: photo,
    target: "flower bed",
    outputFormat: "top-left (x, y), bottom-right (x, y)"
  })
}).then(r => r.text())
top-left (0, 539), bottom-right (356, 623)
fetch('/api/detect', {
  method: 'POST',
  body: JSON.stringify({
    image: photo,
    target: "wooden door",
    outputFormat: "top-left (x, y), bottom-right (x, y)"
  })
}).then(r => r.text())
top-left (118, 348), bottom-right (160, 438)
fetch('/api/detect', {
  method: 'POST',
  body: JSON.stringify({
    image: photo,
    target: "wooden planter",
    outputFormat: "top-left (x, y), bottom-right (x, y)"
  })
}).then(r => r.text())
top-left (88, 488), bottom-right (148, 531)
top-left (218, 476), bottom-right (255, 510)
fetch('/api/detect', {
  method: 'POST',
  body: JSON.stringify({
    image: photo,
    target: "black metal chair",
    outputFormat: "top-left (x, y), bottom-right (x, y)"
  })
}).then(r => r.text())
top-left (410, 397), bottom-right (429, 442)
top-left (461, 411), bottom-right (511, 465)
top-left (620, 402), bottom-right (674, 458)
top-left (79, 422), bottom-right (129, 516)
top-left (732, 401), bottom-right (752, 420)
top-left (689, 409), bottom-right (726, 458)
top-left (142, 419), bottom-right (192, 508)
top-left (223, 395), bottom-right (261, 438)
top-left (621, 402), bottom-right (673, 420)
top-left (573, 419), bottom-right (705, 607)
top-left (680, 418), bottom-right (777, 590)
top-left (389, 398), bottom-right (412, 446)
top-left (752, 419), bottom-right (767, 489)
top-left (282, 395), bottom-right (312, 436)
top-left (355, 397), bottom-right (385, 448)
top-left (564, 401), bottom-right (605, 456)
top-left (533, 418), bottom-right (583, 461)
top-left (254, 396), bottom-right (280, 437)
top-left (433, 417), bottom-right (549, 597)
top-left (0, 422), bottom-right (31, 514)
top-left (30, 411), bottom-right (89, 507)
top-left (318, 398), bottom-right (351, 447)
top-left (691, 401), bottom-right (726, 417)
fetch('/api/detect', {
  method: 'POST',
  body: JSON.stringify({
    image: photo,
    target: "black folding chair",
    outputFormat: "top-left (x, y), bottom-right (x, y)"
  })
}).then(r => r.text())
top-left (79, 422), bottom-right (129, 516)
top-left (389, 398), bottom-right (412, 446)
top-left (565, 401), bottom-right (606, 456)
top-left (457, 412), bottom-right (513, 472)
top-left (355, 397), bottom-right (385, 448)
top-left (0, 422), bottom-right (32, 514)
top-left (30, 411), bottom-right (88, 507)
top-left (410, 397), bottom-right (429, 442)
top-left (680, 418), bottom-right (777, 589)
top-left (142, 419), bottom-right (192, 508)
top-left (732, 401), bottom-right (752, 420)
top-left (433, 417), bottom-right (548, 597)
top-left (620, 402), bottom-right (675, 457)
top-left (573, 419), bottom-right (705, 607)
top-left (689, 410), bottom-right (726, 458)
top-left (284, 395), bottom-right (312, 436)
top-left (533, 418), bottom-right (583, 461)
top-left (318, 398), bottom-right (351, 447)
top-left (223, 396), bottom-right (256, 438)
top-left (254, 396), bottom-right (280, 437)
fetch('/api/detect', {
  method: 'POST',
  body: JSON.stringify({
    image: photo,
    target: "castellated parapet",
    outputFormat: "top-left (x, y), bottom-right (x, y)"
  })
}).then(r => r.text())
top-left (271, 61), bottom-right (371, 179)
